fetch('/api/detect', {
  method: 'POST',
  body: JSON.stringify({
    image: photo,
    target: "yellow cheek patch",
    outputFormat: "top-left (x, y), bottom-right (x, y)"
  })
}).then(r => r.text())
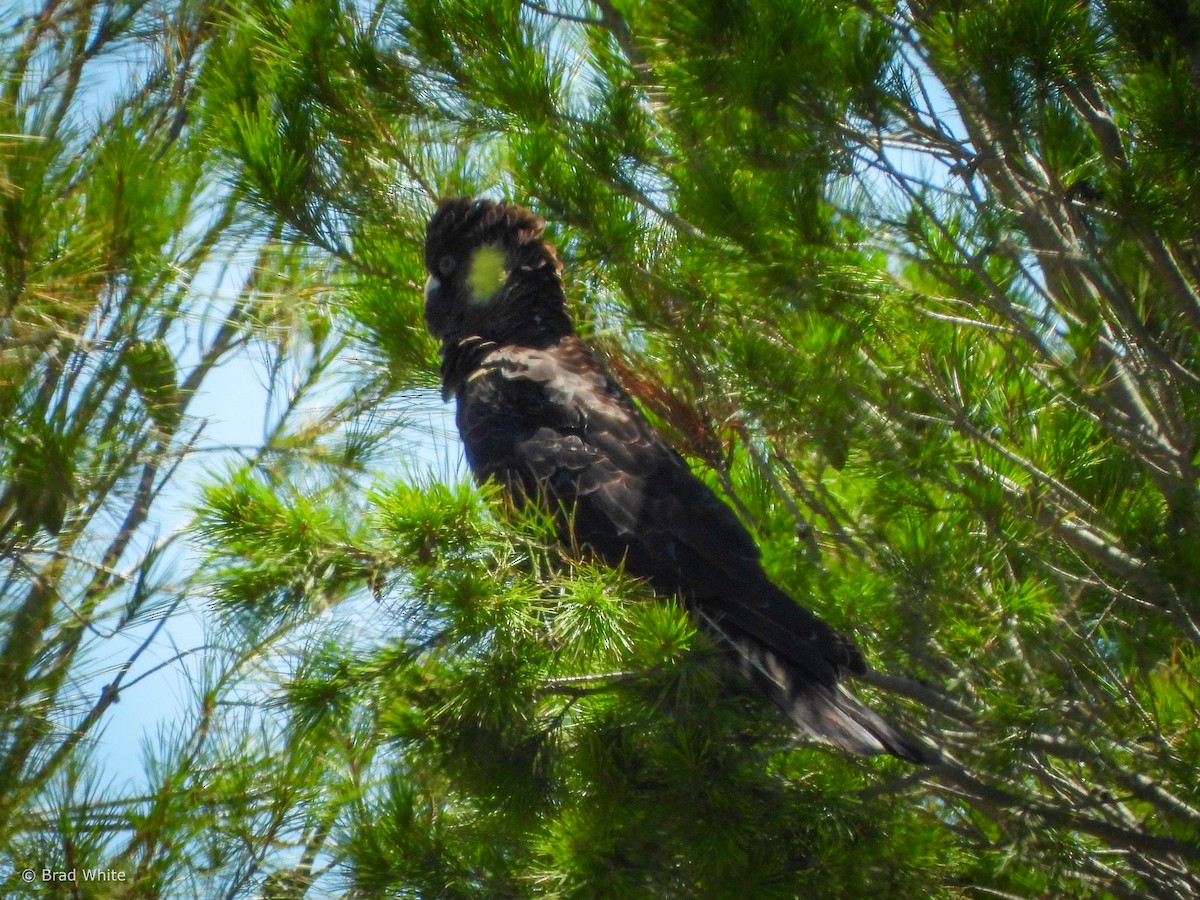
top-left (467, 244), bottom-right (509, 304)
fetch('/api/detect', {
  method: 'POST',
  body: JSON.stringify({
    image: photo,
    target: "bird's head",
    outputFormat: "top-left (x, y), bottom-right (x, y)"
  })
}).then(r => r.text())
top-left (423, 197), bottom-right (572, 347)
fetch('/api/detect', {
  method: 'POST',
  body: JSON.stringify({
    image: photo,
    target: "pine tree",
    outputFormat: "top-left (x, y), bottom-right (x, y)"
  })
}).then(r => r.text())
top-left (207, 0), bottom-right (1200, 895)
top-left (1, 2), bottom-right (392, 896)
top-left (7, 0), bottom-right (1200, 896)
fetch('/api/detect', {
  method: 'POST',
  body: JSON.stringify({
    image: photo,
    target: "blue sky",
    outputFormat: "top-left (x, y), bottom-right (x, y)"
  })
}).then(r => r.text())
top-left (87, 338), bottom-right (464, 788)
top-left (0, 0), bottom-right (477, 810)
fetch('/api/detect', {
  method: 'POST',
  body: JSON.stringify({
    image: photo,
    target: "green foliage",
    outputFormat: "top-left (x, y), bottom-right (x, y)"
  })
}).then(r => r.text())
top-left (8, 0), bottom-right (1200, 897)
top-left (186, 0), bottom-right (1200, 894)
top-left (0, 2), bottom-right (388, 896)
top-left (196, 466), bottom-right (375, 619)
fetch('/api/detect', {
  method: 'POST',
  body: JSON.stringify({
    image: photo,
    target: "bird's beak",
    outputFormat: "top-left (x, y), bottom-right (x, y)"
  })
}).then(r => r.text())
top-left (424, 275), bottom-right (445, 338)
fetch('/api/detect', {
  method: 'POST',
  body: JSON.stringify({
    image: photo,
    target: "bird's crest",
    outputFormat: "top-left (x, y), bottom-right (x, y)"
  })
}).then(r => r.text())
top-left (426, 197), bottom-right (551, 276)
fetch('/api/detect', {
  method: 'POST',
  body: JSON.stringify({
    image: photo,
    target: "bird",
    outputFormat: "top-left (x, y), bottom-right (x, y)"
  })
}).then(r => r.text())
top-left (422, 196), bottom-right (936, 764)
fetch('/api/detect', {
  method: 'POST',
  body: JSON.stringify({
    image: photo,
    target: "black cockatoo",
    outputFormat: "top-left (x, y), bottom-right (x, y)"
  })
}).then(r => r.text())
top-left (423, 197), bottom-right (935, 763)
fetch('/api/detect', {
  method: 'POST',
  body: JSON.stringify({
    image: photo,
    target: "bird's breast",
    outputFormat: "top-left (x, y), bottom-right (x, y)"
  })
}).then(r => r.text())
top-left (485, 347), bottom-right (627, 427)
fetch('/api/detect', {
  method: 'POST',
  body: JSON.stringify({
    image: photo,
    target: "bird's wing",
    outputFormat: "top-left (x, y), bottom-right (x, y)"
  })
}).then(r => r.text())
top-left (456, 337), bottom-right (859, 683)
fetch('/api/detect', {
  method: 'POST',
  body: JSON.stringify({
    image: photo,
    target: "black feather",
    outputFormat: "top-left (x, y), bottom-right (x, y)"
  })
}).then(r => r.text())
top-left (423, 197), bottom-right (937, 764)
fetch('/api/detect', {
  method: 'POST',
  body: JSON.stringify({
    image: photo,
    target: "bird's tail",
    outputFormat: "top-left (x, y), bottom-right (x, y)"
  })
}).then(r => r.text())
top-left (699, 613), bottom-right (939, 764)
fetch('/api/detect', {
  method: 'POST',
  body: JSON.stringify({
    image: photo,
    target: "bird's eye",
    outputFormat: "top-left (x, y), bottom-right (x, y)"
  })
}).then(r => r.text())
top-left (438, 254), bottom-right (456, 276)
